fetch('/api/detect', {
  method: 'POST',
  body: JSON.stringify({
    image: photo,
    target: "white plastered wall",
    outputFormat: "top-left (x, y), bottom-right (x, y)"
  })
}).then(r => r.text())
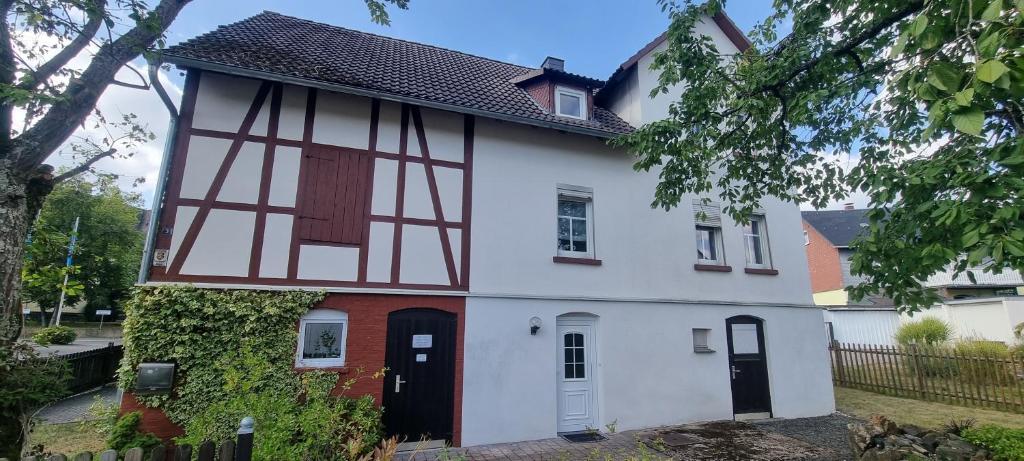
top-left (460, 297), bottom-right (835, 446)
top-left (469, 118), bottom-right (812, 305)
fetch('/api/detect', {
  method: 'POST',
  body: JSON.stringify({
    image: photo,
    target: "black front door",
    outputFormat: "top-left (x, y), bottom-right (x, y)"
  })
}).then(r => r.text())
top-left (382, 309), bottom-right (457, 442)
top-left (725, 315), bottom-right (772, 415)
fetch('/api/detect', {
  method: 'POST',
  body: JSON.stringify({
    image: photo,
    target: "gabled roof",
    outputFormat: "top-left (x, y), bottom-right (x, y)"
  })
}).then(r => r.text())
top-left (162, 11), bottom-right (633, 138)
top-left (802, 209), bottom-right (871, 248)
top-left (597, 11), bottom-right (751, 103)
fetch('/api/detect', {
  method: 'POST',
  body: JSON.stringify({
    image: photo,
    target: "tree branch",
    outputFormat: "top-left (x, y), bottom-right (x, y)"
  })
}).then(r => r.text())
top-left (755, 1), bottom-right (926, 94)
top-left (12, 0), bottom-right (192, 172)
top-left (18, 0), bottom-right (107, 91)
top-left (52, 147), bottom-right (117, 184)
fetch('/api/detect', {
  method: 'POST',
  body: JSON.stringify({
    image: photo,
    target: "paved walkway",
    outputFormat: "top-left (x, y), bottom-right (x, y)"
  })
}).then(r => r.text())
top-left (36, 384), bottom-right (120, 424)
top-left (400, 415), bottom-right (858, 461)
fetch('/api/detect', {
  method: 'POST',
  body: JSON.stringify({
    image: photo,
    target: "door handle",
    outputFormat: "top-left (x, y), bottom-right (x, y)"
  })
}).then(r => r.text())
top-left (731, 366), bottom-right (741, 380)
top-left (394, 374), bottom-right (406, 393)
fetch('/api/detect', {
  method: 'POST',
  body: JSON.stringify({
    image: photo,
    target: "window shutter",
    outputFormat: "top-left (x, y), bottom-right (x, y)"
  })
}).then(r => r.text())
top-left (298, 145), bottom-right (372, 245)
top-left (692, 199), bottom-right (722, 227)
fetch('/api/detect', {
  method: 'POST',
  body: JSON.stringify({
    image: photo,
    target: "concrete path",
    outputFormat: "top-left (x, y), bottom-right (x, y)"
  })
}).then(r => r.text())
top-left (400, 415), bottom-right (858, 461)
top-left (36, 384), bottom-right (120, 424)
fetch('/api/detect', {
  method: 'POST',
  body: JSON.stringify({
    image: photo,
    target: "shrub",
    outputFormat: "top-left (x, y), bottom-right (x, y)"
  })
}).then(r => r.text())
top-left (178, 367), bottom-right (385, 460)
top-left (32, 325), bottom-right (77, 345)
top-left (955, 339), bottom-right (1016, 382)
top-left (962, 425), bottom-right (1024, 461)
top-left (107, 411), bottom-right (161, 453)
top-left (895, 318), bottom-right (952, 346)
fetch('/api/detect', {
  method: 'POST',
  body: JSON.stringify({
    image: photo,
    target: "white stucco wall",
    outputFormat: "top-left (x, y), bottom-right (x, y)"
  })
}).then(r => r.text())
top-left (461, 297), bottom-right (834, 446)
top-left (469, 117), bottom-right (812, 305)
top-left (824, 309), bottom-right (899, 346)
top-left (904, 298), bottom-right (1024, 344)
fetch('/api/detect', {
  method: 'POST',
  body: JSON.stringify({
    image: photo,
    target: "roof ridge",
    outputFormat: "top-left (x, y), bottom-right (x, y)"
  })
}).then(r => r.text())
top-left (254, 10), bottom-right (539, 73)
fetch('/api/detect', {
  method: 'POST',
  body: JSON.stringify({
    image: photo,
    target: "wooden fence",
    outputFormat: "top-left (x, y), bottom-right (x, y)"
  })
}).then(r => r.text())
top-left (830, 342), bottom-right (1024, 413)
top-left (61, 343), bottom-right (122, 393)
top-left (8, 418), bottom-right (254, 461)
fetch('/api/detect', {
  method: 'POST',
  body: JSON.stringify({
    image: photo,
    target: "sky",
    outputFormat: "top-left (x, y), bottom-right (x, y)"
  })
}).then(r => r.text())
top-left (44, 0), bottom-right (865, 210)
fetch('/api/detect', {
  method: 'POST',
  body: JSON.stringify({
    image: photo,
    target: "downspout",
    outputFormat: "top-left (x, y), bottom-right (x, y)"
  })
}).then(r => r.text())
top-left (137, 59), bottom-right (179, 284)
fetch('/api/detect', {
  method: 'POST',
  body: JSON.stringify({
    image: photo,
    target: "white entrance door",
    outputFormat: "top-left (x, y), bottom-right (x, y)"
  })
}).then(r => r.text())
top-left (556, 318), bottom-right (598, 433)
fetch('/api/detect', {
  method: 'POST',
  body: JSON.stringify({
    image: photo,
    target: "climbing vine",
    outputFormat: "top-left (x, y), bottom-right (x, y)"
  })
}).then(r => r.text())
top-left (118, 286), bottom-right (326, 426)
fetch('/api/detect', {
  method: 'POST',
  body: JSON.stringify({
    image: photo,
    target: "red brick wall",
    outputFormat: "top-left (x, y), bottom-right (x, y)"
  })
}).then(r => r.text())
top-left (803, 220), bottom-right (843, 293)
top-left (524, 80), bottom-right (553, 112)
top-left (122, 293), bottom-right (467, 446)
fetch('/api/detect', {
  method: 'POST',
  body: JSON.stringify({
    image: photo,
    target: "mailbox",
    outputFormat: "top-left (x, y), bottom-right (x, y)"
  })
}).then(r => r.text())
top-left (135, 362), bottom-right (175, 395)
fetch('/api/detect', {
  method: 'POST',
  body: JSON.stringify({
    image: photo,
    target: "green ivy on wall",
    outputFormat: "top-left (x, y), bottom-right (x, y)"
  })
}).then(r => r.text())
top-left (118, 285), bottom-right (326, 426)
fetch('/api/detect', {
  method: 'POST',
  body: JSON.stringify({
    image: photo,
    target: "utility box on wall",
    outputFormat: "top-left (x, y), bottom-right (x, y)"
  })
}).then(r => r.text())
top-left (135, 362), bottom-right (175, 395)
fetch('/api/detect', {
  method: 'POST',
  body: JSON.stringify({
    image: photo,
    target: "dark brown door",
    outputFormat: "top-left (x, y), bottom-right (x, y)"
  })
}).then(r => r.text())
top-left (382, 309), bottom-right (457, 442)
top-left (726, 315), bottom-right (772, 415)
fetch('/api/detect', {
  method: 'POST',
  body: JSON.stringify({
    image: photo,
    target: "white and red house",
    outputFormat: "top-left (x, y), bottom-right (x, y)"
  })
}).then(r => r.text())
top-left (128, 11), bottom-right (835, 447)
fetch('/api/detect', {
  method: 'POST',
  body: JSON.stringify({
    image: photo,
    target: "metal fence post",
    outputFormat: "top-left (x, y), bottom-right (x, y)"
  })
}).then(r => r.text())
top-left (235, 417), bottom-right (254, 461)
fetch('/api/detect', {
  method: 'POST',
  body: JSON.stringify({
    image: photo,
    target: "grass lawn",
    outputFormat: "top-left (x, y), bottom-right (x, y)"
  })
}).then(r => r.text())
top-left (835, 386), bottom-right (1024, 429)
top-left (27, 422), bottom-right (105, 456)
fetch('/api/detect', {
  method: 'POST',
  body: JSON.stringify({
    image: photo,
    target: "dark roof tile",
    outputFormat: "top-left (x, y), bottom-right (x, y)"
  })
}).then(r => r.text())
top-left (802, 209), bottom-right (871, 247)
top-left (164, 11), bottom-right (634, 137)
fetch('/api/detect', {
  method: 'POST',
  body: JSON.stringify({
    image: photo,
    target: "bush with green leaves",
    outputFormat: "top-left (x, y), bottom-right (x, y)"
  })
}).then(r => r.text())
top-left (0, 340), bottom-right (70, 460)
top-left (895, 318), bottom-right (952, 346)
top-left (119, 286), bottom-right (325, 424)
top-left (178, 368), bottom-right (384, 460)
top-left (963, 425), bottom-right (1024, 461)
top-left (955, 340), bottom-right (1016, 383)
top-left (31, 325), bottom-right (77, 345)
top-left (107, 411), bottom-right (161, 453)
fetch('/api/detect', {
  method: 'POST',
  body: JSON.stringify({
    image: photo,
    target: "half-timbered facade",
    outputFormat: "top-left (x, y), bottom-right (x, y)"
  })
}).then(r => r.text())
top-left (129, 11), bottom-right (836, 447)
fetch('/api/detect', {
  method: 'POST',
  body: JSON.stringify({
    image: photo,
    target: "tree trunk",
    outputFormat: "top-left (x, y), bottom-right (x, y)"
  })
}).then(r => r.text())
top-left (0, 160), bottom-right (49, 344)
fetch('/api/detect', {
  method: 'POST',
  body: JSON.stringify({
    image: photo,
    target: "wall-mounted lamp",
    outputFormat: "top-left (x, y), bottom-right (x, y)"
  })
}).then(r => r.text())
top-left (529, 316), bottom-right (542, 335)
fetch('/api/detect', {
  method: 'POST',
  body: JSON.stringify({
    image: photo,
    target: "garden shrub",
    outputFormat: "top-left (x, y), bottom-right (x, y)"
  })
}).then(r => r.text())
top-left (119, 286), bottom-right (325, 425)
top-left (896, 318), bottom-right (954, 376)
top-left (954, 340), bottom-right (1016, 383)
top-left (107, 411), bottom-right (161, 453)
top-left (962, 425), bottom-right (1024, 461)
top-left (32, 325), bottom-right (77, 345)
top-left (120, 286), bottom-right (389, 459)
top-left (895, 318), bottom-right (952, 346)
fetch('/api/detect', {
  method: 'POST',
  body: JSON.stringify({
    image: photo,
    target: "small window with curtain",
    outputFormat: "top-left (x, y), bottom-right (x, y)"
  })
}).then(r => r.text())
top-left (295, 309), bottom-right (348, 368)
top-left (693, 200), bottom-right (725, 266)
top-left (557, 185), bottom-right (595, 259)
top-left (744, 215), bottom-right (771, 268)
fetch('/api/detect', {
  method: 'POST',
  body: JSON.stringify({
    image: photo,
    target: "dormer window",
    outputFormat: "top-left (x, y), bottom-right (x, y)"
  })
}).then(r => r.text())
top-left (555, 86), bottom-right (587, 120)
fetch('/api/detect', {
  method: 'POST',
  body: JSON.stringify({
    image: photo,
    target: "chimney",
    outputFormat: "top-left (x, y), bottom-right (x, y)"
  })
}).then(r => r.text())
top-left (541, 56), bottom-right (564, 72)
top-left (843, 202), bottom-right (855, 210)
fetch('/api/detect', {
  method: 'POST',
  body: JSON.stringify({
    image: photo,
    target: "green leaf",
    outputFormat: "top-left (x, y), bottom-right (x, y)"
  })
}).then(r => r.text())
top-left (952, 108), bottom-right (985, 136)
top-left (981, 0), bottom-right (1003, 21)
top-left (928, 62), bottom-right (962, 91)
top-left (963, 229), bottom-right (982, 247)
top-left (909, 15), bottom-right (929, 36)
top-left (953, 88), bottom-right (975, 106)
top-left (977, 59), bottom-right (1009, 83)
top-left (977, 28), bottom-right (1002, 58)
top-left (890, 32), bottom-right (908, 58)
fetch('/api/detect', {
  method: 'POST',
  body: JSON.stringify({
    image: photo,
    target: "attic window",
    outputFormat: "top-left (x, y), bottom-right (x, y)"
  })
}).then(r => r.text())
top-left (555, 86), bottom-right (586, 120)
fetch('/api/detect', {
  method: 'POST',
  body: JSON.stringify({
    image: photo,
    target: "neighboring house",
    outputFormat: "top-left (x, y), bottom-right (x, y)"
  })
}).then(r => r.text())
top-left (803, 207), bottom-right (1024, 306)
top-left (129, 11), bottom-right (835, 447)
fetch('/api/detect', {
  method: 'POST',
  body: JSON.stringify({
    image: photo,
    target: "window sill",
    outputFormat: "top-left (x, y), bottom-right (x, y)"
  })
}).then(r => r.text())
top-left (694, 263), bottom-right (732, 272)
top-left (693, 347), bottom-right (716, 354)
top-left (745, 268), bottom-right (779, 275)
top-left (295, 365), bottom-right (350, 373)
top-left (553, 256), bottom-right (603, 266)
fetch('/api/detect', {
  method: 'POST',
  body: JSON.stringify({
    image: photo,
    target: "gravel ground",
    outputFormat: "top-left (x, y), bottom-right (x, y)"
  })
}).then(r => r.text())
top-left (754, 413), bottom-right (864, 461)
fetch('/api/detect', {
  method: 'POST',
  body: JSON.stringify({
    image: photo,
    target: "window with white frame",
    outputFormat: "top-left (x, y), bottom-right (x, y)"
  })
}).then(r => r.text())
top-left (744, 215), bottom-right (772, 268)
top-left (557, 185), bottom-right (595, 258)
top-left (554, 86), bottom-right (587, 119)
top-left (296, 309), bottom-right (348, 368)
top-left (693, 200), bottom-right (725, 265)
